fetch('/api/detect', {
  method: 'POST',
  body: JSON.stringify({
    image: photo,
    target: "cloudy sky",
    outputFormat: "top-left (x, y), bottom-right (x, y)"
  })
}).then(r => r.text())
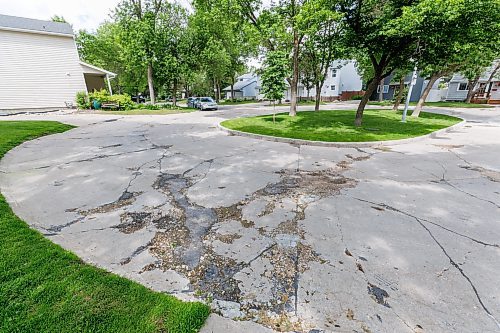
top-left (0, 0), bottom-right (125, 31)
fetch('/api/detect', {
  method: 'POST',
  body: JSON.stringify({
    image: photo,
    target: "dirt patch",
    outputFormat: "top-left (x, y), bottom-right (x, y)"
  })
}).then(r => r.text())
top-left (460, 165), bottom-right (500, 182)
top-left (79, 191), bottom-right (141, 216)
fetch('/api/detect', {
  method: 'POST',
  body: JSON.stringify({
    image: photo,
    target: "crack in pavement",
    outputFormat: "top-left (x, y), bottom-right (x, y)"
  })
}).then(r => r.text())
top-left (351, 197), bottom-right (500, 329)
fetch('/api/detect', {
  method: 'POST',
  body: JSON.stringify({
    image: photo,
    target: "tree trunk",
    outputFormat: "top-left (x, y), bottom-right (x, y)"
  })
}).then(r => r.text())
top-left (466, 75), bottom-right (480, 103)
top-left (314, 82), bottom-right (322, 111)
top-left (378, 78), bottom-right (384, 102)
top-left (172, 79), bottom-right (177, 107)
top-left (411, 73), bottom-right (440, 117)
top-left (393, 77), bottom-right (405, 111)
top-left (231, 76), bottom-right (235, 102)
top-left (355, 77), bottom-right (379, 126)
top-left (289, 30), bottom-right (299, 117)
top-left (485, 63), bottom-right (500, 98)
top-left (147, 62), bottom-right (155, 105)
top-left (217, 81), bottom-right (221, 102)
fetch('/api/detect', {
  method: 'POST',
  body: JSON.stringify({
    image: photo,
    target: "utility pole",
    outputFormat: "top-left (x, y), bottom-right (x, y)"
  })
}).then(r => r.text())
top-left (402, 63), bottom-right (418, 122)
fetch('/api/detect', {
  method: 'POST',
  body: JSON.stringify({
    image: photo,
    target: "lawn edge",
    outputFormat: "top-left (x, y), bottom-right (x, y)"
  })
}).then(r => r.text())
top-left (0, 121), bottom-right (211, 332)
top-left (218, 115), bottom-right (466, 148)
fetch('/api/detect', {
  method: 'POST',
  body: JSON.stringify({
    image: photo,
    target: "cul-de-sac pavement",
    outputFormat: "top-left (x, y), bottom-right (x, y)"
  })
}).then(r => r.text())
top-left (1, 103), bottom-right (499, 333)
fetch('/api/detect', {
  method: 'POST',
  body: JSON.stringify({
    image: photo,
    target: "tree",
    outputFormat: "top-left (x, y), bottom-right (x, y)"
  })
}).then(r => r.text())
top-left (485, 61), bottom-right (500, 99)
top-left (335, 0), bottom-right (423, 126)
top-left (76, 22), bottom-right (147, 95)
top-left (115, 0), bottom-right (170, 104)
top-left (155, 3), bottom-right (189, 106)
top-left (51, 15), bottom-right (68, 23)
top-left (261, 50), bottom-right (289, 122)
top-left (402, 0), bottom-right (500, 116)
top-left (299, 0), bottom-right (343, 111)
top-left (462, 55), bottom-right (500, 103)
top-left (192, 0), bottom-right (259, 101)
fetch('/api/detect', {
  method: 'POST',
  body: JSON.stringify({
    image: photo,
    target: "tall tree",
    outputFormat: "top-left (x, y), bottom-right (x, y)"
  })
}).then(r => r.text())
top-left (401, 0), bottom-right (500, 116)
top-left (115, 0), bottom-right (169, 104)
top-left (192, 0), bottom-right (259, 101)
top-left (299, 0), bottom-right (343, 111)
top-left (155, 3), bottom-right (189, 106)
top-left (335, 0), bottom-right (421, 126)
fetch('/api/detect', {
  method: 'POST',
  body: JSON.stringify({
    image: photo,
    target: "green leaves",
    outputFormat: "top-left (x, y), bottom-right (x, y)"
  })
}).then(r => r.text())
top-left (261, 50), bottom-right (290, 101)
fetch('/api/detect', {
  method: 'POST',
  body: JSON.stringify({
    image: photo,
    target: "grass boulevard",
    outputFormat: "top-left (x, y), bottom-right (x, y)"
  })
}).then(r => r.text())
top-left (221, 110), bottom-right (462, 142)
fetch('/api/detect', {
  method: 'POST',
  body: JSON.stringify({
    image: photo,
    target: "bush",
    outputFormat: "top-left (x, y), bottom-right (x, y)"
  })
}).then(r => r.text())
top-left (89, 90), bottom-right (110, 104)
top-left (76, 91), bottom-right (90, 109)
top-left (107, 94), bottom-right (134, 110)
top-left (351, 95), bottom-right (364, 100)
top-left (86, 90), bottom-right (134, 110)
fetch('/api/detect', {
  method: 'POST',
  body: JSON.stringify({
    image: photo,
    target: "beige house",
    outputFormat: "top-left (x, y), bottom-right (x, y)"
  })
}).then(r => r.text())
top-left (0, 14), bottom-right (115, 110)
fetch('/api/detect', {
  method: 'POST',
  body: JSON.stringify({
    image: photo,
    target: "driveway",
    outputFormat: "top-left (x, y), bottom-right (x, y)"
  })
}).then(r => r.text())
top-left (1, 104), bottom-right (499, 332)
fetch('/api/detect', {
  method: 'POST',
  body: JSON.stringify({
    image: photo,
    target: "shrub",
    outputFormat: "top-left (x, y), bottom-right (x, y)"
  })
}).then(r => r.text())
top-left (108, 94), bottom-right (134, 110)
top-left (89, 89), bottom-right (110, 104)
top-left (351, 95), bottom-right (364, 100)
top-left (87, 90), bottom-right (134, 110)
top-left (76, 91), bottom-right (90, 109)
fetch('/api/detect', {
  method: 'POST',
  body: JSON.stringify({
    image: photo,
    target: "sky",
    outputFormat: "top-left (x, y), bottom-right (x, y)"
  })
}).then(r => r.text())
top-left (0, 0), bottom-right (262, 67)
top-left (0, 0), bottom-right (125, 32)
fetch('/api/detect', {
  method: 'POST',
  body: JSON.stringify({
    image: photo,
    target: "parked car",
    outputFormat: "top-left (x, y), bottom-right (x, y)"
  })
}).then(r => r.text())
top-left (187, 97), bottom-right (199, 108)
top-left (197, 97), bottom-right (218, 111)
top-left (132, 95), bottom-right (146, 103)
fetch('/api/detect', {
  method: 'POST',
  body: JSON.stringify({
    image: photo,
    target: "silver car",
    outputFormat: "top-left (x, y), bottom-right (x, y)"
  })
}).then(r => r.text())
top-left (197, 97), bottom-right (218, 111)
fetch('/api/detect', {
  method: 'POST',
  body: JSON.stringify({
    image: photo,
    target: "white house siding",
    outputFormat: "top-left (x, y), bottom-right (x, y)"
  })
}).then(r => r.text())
top-left (0, 30), bottom-right (87, 109)
top-left (298, 60), bottom-right (363, 98)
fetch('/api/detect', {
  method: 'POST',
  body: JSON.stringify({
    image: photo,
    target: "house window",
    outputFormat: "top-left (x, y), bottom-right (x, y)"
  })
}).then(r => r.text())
top-left (331, 69), bottom-right (337, 78)
top-left (458, 82), bottom-right (469, 91)
top-left (377, 85), bottom-right (389, 93)
top-left (331, 85), bottom-right (336, 91)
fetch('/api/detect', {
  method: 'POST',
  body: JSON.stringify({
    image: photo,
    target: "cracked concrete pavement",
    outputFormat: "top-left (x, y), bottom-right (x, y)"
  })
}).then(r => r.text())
top-left (1, 103), bottom-right (499, 332)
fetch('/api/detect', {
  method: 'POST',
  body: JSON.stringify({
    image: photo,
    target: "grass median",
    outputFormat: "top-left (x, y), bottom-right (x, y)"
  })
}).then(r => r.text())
top-left (221, 110), bottom-right (462, 142)
top-left (0, 121), bottom-right (210, 333)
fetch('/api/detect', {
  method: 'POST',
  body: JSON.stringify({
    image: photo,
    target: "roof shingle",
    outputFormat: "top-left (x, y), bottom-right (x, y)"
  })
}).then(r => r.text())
top-left (0, 14), bottom-right (74, 36)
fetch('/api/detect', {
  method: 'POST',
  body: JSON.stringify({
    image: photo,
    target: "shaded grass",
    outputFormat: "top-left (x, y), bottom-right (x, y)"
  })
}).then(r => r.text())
top-left (0, 121), bottom-right (210, 333)
top-left (221, 110), bottom-right (462, 142)
top-left (368, 101), bottom-right (493, 108)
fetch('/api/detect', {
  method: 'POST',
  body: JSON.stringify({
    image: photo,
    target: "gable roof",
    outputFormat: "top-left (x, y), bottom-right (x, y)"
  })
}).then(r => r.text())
top-left (80, 62), bottom-right (117, 77)
top-left (0, 14), bottom-right (74, 37)
top-left (223, 74), bottom-right (258, 91)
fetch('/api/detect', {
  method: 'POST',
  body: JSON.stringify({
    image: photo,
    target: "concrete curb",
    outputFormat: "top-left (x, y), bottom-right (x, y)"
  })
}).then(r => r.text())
top-left (218, 117), bottom-right (466, 148)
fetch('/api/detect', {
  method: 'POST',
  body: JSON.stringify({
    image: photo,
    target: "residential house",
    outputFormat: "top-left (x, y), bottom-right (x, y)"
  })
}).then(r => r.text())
top-left (446, 63), bottom-right (500, 104)
top-left (0, 14), bottom-right (115, 110)
top-left (371, 73), bottom-right (446, 103)
top-left (226, 60), bottom-right (363, 101)
top-left (223, 73), bottom-right (259, 99)
top-left (295, 60), bottom-right (363, 101)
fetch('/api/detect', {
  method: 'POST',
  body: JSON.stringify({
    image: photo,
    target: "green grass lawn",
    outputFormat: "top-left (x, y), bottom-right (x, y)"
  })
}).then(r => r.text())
top-left (0, 121), bottom-right (210, 333)
top-left (96, 108), bottom-right (196, 115)
top-left (221, 110), bottom-right (462, 142)
top-left (368, 101), bottom-right (493, 108)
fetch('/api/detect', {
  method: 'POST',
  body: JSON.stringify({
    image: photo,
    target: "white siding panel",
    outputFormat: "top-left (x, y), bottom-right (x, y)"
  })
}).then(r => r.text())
top-left (0, 30), bottom-right (87, 109)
